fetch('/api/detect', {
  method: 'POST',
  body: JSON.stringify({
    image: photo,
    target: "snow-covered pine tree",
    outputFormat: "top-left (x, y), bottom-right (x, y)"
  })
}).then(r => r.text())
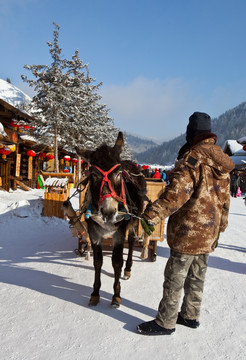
top-left (21, 22), bottom-right (67, 172)
top-left (58, 49), bottom-right (133, 161)
top-left (59, 49), bottom-right (114, 150)
top-left (22, 23), bottom-right (133, 171)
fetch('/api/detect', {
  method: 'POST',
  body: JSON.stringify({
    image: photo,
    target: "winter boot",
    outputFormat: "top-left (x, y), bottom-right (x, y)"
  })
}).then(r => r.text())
top-left (137, 320), bottom-right (175, 335)
top-left (177, 313), bottom-right (200, 328)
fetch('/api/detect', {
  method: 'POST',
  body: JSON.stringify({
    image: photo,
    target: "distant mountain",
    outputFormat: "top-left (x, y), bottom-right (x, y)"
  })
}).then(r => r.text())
top-left (136, 102), bottom-right (246, 166)
top-left (125, 133), bottom-right (158, 154)
top-left (1, 78), bottom-right (245, 167)
top-left (0, 78), bottom-right (31, 107)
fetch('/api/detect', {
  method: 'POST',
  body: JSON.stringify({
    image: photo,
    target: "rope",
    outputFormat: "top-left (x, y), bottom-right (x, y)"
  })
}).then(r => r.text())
top-left (67, 177), bottom-right (88, 202)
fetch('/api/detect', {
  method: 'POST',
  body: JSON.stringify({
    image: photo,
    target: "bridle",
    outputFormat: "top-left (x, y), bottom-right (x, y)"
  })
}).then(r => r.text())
top-left (91, 164), bottom-right (126, 208)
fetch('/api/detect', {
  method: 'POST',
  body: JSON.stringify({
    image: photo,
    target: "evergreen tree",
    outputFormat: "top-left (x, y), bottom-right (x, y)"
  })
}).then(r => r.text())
top-left (61, 49), bottom-right (133, 159)
top-left (22, 23), bottom-right (133, 171)
top-left (21, 23), bottom-right (69, 172)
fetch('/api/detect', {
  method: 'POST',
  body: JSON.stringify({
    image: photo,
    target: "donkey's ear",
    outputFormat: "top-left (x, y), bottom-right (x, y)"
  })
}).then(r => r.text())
top-left (114, 131), bottom-right (124, 154)
top-left (75, 147), bottom-right (93, 162)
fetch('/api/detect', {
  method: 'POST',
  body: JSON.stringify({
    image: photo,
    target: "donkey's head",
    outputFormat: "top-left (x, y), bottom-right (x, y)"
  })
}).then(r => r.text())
top-left (76, 132), bottom-right (126, 223)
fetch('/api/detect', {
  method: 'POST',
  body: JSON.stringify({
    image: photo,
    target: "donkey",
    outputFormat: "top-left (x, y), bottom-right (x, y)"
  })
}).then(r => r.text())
top-left (76, 132), bottom-right (147, 307)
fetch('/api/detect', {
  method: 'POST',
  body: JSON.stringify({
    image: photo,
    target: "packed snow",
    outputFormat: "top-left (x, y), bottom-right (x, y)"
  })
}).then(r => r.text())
top-left (0, 188), bottom-right (245, 360)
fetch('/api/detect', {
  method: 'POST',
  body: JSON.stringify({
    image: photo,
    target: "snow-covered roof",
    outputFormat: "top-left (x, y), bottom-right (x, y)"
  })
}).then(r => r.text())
top-left (223, 140), bottom-right (242, 154)
top-left (237, 136), bottom-right (246, 145)
top-left (19, 134), bottom-right (37, 143)
top-left (44, 177), bottom-right (68, 188)
top-left (0, 122), bottom-right (7, 138)
top-left (0, 78), bottom-right (31, 107)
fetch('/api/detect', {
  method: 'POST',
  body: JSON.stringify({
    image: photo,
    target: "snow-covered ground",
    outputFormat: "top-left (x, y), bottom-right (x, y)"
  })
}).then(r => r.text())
top-left (0, 188), bottom-right (245, 360)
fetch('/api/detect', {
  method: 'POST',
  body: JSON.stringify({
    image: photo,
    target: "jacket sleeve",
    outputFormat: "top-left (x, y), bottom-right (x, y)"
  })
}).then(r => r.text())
top-left (219, 180), bottom-right (231, 232)
top-left (144, 159), bottom-right (198, 222)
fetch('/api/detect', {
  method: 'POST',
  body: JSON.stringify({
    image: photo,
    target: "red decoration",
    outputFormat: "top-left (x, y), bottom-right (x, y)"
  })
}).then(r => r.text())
top-left (81, 160), bottom-right (84, 164)
top-left (64, 168), bottom-right (69, 173)
top-left (142, 165), bottom-right (149, 170)
top-left (0, 147), bottom-right (11, 158)
top-left (64, 155), bottom-right (71, 161)
top-left (243, 145), bottom-right (246, 151)
top-left (46, 154), bottom-right (54, 161)
top-left (71, 158), bottom-right (78, 164)
top-left (38, 152), bottom-right (46, 159)
top-left (9, 120), bottom-right (19, 130)
top-left (27, 150), bottom-right (36, 157)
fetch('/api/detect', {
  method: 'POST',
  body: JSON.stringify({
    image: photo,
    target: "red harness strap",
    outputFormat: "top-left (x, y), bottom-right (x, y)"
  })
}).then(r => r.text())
top-left (92, 164), bottom-right (126, 207)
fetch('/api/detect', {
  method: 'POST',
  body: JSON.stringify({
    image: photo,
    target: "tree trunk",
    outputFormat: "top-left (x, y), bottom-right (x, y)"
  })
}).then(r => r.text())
top-left (54, 125), bottom-right (59, 173)
top-left (78, 155), bottom-right (82, 181)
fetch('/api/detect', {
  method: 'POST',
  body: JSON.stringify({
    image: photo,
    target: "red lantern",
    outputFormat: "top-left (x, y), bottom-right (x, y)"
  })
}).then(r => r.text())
top-left (243, 145), bottom-right (246, 151)
top-left (71, 158), bottom-right (78, 164)
top-left (64, 168), bottom-right (69, 173)
top-left (0, 147), bottom-right (11, 159)
top-left (9, 120), bottom-right (19, 130)
top-left (27, 150), bottom-right (36, 157)
top-left (81, 160), bottom-right (84, 164)
top-left (38, 152), bottom-right (46, 159)
top-left (46, 154), bottom-right (54, 161)
top-left (64, 155), bottom-right (71, 161)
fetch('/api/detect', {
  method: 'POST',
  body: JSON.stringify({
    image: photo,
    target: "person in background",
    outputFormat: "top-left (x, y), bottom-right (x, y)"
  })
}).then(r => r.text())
top-left (152, 168), bottom-right (161, 179)
top-left (142, 165), bottom-right (150, 178)
top-left (137, 112), bottom-right (235, 336)
top-left (161, 170), bottom-right (167, 182)
top-left (230, 169), bottom-right (241, 197)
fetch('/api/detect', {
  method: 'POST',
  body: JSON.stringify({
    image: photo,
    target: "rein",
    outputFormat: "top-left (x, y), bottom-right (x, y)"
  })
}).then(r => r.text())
top-left (92, 163), bottom-right (126, 207)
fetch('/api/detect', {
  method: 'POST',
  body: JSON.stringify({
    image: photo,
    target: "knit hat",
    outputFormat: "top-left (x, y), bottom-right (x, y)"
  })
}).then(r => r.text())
top-left (186, 112), bottom-right (211, 142)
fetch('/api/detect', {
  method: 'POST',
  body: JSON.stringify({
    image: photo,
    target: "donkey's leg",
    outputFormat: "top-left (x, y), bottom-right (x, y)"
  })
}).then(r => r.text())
top-left (111, 242), bottom-right (124, 308)
top-left (89, 243), bottom-right (103, 306)
top-left (124, 229), bottom-right (134, 280)
top-left (124, 219), bottom-right (138, 279)
top-left (141, 232), bottom-right (150, 260)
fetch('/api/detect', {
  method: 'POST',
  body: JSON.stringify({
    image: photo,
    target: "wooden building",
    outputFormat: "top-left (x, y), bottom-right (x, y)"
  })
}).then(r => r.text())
top-left (0, 98), bottom-right (81, 192)
top-left (0, 98), bottom-right (37, 191)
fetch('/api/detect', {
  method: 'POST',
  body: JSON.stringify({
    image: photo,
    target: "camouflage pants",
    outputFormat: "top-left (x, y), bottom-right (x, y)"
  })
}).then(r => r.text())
top-left (155, 250), bottom-right (209, 329)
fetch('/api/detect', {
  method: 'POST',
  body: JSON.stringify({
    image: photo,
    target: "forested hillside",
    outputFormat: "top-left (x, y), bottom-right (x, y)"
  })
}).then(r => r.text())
top-left (126, 134), bottom-right (158, 153)
top-left (136, 102), bottom-right (246, 165)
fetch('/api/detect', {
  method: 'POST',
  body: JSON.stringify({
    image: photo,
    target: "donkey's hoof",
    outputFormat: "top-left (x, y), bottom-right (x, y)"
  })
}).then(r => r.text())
top-left (124, 270), bottom-right (131, 280)
top-left (85, 253), bottom-right (90, 261)
top-left (111, 296), bottom-right (121, 308)
top-left (88, 295), bottom-right (100, 306)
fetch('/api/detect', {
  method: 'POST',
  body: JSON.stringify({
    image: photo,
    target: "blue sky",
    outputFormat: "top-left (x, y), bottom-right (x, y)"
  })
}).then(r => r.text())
top-left (1, 0), bottom-right (246, 141)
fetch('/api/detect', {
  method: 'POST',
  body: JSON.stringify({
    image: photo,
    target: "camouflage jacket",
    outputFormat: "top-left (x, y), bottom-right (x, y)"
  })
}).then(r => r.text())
top-left (144, 136), bottom-right (235, 254)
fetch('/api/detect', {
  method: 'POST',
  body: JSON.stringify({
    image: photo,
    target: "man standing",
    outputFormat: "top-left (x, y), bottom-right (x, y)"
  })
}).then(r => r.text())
top-left (137, 112), bottom-right (235, 335)
top-left (230, 170), bottom-right (241, 197)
